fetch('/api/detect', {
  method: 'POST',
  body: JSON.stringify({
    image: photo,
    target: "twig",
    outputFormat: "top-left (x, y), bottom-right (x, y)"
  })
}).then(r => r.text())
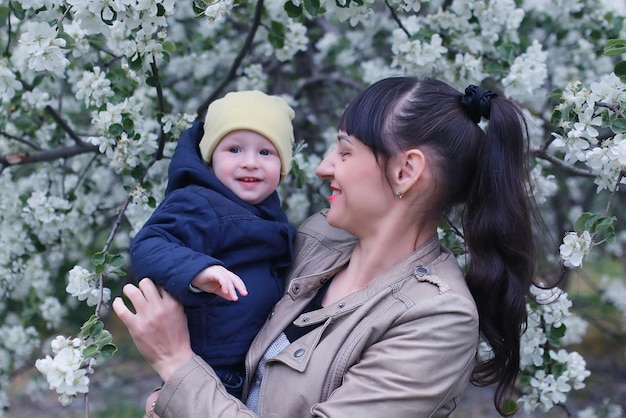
top-left (44, 105), bottom-right (87, 146)
top-left (384, 0), bottom-right (410, 37)
top-left (604, 172), bottom-right (624, 216)
top-left (150, 56), bottom-right (168, 160)
top-left (0, 130), bottom-right (41, 150)
top-left (195, 0), bottom-right (265, 118)
top-left (531, 148), bottom-right (596, 177)
top-left (95, 192), bottom-right (133, 317)
top-left (295, 74), bottom-right (365, 98)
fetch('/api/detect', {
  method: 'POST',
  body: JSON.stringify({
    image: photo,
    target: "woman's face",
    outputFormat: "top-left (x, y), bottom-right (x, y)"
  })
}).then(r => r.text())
top-left (315, 131), bottom-right (393, 233)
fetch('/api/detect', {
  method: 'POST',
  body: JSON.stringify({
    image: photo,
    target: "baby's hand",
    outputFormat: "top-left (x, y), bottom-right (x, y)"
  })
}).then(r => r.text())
top-left (190, 265), bottom-right (248, 301)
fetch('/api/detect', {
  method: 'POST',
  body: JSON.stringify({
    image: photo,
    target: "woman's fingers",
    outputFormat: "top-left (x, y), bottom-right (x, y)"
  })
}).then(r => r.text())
top-left (138, 277), bottom-right (164, 301)
top-left (113, 278), bottom-right (195, 382)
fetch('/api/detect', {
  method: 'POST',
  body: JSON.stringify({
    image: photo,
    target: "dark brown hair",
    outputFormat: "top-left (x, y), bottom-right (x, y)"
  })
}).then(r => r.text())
top-left (339, 76), bottom-right (535, 416)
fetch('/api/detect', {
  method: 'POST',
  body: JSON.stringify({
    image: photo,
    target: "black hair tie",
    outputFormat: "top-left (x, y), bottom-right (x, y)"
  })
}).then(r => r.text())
top-left (461, 85), bottom-right (497, 123)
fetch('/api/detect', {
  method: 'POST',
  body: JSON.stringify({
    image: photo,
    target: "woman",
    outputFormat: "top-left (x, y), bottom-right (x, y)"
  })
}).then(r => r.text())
top-left (114, 76), bottom-right (536, 417)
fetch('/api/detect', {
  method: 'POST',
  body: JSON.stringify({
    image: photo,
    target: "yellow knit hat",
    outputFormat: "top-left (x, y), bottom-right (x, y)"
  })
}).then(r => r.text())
top-left (200, 90), bottom-right (295, 180)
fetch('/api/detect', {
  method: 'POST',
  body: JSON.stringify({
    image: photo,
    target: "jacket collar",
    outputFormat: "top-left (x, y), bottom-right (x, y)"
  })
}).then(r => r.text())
top-left (287, 234), bottom-right (442, 309)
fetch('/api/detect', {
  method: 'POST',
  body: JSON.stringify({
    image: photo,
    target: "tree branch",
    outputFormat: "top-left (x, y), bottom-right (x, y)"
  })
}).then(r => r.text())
top-left (44, 105), bottom-right (87, 146)
top-left (195, 0), bottom-right (265, 119)
top-left (532, 148), bottom-right (596, 177)
top-left (150, 56), bottom-right (168, 160)
top-left (0, 143), bottom-right (99, 169)
top-left (295, 74), bottom-right (365, 98)
top-left (384, 0), bottom-right (410, 37)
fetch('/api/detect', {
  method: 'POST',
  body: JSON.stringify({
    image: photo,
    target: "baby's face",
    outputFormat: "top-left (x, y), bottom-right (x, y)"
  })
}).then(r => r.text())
top-left (211, 130), bottom-right (281, 205)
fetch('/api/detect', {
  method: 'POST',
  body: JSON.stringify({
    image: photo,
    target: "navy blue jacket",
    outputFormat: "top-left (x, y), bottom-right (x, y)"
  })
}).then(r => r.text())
top-left (130, 121), bottom-right (296, 366)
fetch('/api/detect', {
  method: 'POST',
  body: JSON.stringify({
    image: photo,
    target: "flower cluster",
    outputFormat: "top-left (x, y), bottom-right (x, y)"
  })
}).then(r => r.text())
top-left (518, 286), bottom-right (591, 413)
top-left (66, 266), bottom-right (111, 307)
top-left (551, 74), bottom-right (626, 192)
top-left (35, 336), bottom-right (96, 406)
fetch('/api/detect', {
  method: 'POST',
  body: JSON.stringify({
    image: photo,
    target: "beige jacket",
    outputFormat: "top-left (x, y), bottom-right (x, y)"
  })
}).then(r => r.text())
top-left (156, 210), bottom-right (479, 417)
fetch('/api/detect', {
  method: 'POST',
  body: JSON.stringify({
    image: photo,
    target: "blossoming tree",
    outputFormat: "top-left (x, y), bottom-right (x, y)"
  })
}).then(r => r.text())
top-left (1, 0), bottom-right (626, 416)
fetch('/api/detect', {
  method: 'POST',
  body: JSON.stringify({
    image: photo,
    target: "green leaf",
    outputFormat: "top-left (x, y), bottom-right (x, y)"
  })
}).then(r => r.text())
top-left (604, 39), bottom-right (626, 56)
top-left (302, 0), bottom-right (320, 16)
top-left (610, 117), bottom-right (626, 134)
top-left (94, 263), bottom-right (105, 275)
top-left (92, 251), bottom-right (106, 266)
top-left (56, 32), bottom-right (75, 50)
top-left (552, 362), bottom-right (566, 376)
top-left (110, 254), bottom-right (125, 268)
top-left (83, 344), bottom-right (99, 358)
top-left (79, 315), bottom-right (99, 337)
top-left (547, 88), bottom-right (563, 100)
top-left (614, 61), bottom-right (626, 78)
top-left (162, 40), bottom-right (176, 53)
top-left (192, 0), bottom-right (205, 16)
top-left (95, 330), bottom-right (113, 346)
top-left (100, 343), bottom-right (118, 359)
top-left (268, 21), bottom-right (286, 49)
top-left (284, 1), bottom-right (302, 18)
top-left (157, 3), bottom-right (166, 16)
top-left (109, 123), bottom-right (124, 137)
top-left (81, 317), bottom-right (105, 337)
top-left (146, 74), bottom-right (160, 87)
top-left (547, 324), bottom-right (566, 346)
top-left (122, 117), bottom-right (135, 134)
top-left (9, 0), bottom-right (25, 20)
top-left (87, 34), bottom-right (108, 50)
top-left (112, 268), bottom-right (127, 277)
top-left (131, 166), bottom-right (144, 180)
top-left (291, 160), bottom-right (308, 189)
top-left (128, 53), bottom-right (143, 71)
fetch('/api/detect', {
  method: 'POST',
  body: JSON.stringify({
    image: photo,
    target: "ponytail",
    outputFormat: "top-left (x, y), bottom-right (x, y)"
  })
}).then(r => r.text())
top-left (462, 89), bottom-right (535, 416)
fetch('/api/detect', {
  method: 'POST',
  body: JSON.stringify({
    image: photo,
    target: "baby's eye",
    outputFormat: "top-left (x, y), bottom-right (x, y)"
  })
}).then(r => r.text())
top-left (259, 149), bottom-right (271, 156)
top-left (228, 147), bottom-right (241, 153)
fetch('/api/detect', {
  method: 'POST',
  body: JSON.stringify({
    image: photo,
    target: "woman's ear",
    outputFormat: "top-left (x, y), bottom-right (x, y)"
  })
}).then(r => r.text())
top-left (393, 149), bottom-right (427, 195)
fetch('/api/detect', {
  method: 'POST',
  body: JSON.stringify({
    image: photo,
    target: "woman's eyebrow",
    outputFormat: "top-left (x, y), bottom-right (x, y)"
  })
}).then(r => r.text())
top-left (337, 134), bottom-right (352, 144)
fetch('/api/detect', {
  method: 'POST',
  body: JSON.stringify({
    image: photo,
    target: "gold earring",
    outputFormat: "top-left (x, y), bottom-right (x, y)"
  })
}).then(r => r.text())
top-left (395, 190), bottom-right (404, 199)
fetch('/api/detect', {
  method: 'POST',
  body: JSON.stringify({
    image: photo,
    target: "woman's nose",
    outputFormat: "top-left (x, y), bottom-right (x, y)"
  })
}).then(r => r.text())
top-left (315, 153), bottom-right (332, 179)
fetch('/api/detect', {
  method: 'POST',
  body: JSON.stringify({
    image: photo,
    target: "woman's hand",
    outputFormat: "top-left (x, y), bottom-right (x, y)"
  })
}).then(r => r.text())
top-left (112, 278), bottom-right (195, 382)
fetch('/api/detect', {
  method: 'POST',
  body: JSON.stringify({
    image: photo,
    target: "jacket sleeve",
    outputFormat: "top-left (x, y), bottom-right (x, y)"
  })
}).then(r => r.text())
top-left (130, 189), bottom-right (224, 304)
top-left (155, 356), bottom-right (258, 418)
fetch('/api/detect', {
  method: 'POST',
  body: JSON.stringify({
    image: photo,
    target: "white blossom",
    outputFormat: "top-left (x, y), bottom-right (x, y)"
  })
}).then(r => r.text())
top-left (203, 0), bottom-right (233, 24)
top-left (559, 230), bottom-right (592, 268)
top-left (74, 67), bottom-right (115, 108)
top-left (274, 22), bottom-right (308, 62)
top-left (0, 62), bottom-right (22, 103)
top-left (502, 40), bottom-right (548, 103)
top-left (16, 22), bottom-right (69, 74)
top-left (35, 336), bottom-right (93, 406)
top-left (66, 266), bottom-right (111, 307)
